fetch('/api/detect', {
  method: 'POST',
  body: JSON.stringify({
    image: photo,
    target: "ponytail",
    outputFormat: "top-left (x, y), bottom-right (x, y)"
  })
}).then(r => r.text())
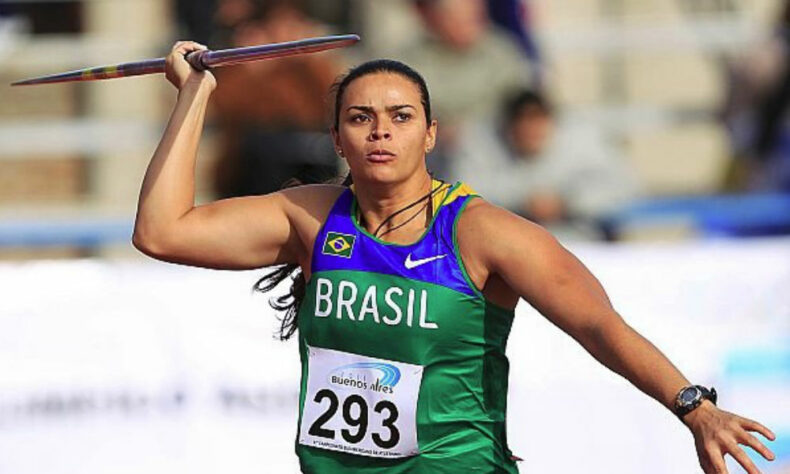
top-left (253, 263), bottom-right (304, 340)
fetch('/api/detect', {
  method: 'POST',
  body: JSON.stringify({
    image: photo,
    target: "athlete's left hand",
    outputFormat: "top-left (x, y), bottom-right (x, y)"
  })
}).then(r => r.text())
top-left (683, 400), bottom-right (776, 473)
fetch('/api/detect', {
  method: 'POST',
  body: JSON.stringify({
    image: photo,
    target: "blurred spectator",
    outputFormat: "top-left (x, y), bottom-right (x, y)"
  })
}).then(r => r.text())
top-left (174, 0), bottom-right (217, 45)
top-left (210, 0), bottom-right (344, 198)
top-left (396, 0), bottom-right (534, 176)
top-left (452, 89), bottom-right (639, 240)
top-left (175, 0), bottom-right (296, 49)
top-left (721, 1), bottom-right (790, 192)
top-left (175, 0), bottom-right (354, 55)
top-left (486, 0), bottom-right (543, 85)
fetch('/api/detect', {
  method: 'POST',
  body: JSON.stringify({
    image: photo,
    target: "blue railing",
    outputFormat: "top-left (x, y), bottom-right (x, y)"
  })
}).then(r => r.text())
top-left (0, 217), bottom-right (134, 248)
top-left (0, 193), bottom-right (788, 248)
top-left (600, 193), bottom-right (790, 238)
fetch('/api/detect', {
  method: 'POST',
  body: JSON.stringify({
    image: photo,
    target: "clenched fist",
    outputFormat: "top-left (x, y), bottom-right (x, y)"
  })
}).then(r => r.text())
top-left (164, 41), bottom-right (216, 92)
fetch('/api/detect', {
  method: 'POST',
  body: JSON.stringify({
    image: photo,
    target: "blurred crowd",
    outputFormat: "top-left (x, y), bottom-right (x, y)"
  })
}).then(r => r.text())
top-left (721, 1), bottom-right (790, 193)
top-left (171, 0), bottom-right (790, 241)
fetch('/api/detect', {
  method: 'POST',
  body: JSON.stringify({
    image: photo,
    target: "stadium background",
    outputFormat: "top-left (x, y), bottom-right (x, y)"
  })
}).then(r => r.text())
top-left (0, 0), bottom-right (788, 472)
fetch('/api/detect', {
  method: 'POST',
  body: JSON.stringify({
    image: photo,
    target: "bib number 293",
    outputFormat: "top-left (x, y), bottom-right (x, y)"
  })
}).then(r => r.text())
top-left (299, 346), bottom-right (423, 458)
top-left (308, 389), bottom-right (400, 449)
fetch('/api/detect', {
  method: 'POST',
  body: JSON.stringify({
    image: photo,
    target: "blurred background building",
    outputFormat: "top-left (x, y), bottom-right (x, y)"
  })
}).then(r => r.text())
top-left (0, 1), bottom-right (788, 473)
top-left (1, 0), bottom-right (789, 257)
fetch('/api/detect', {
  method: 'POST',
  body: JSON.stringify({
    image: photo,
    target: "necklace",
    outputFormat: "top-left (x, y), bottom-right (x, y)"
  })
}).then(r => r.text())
top-left (357, 178), bottom-right (450, 238)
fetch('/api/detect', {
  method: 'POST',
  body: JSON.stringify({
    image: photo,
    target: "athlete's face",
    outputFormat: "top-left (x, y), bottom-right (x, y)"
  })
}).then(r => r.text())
top-left (332, 72), bottom-right (437, 185)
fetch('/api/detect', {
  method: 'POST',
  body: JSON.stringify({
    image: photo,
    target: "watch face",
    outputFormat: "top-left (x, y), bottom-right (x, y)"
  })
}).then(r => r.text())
top-left (680, 387), bottom-right (701, 405)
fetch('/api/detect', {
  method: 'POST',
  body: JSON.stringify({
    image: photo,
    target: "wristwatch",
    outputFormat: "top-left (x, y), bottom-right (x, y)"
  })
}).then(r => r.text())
top-left (674, 385), bottom-right (717, 418)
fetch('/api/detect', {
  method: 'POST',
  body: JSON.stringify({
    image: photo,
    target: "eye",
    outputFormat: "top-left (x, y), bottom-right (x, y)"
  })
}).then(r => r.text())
top-left (350, 114), bottom-right (371, 123)
top-left (393, 112), bottom-right (412, 123)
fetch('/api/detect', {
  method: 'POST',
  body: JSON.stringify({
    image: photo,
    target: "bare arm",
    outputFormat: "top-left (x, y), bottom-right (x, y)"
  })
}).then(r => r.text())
top-left (459, 201), bottom-right (776, 474)
top-left (133, 41), bottom-right (335, 270)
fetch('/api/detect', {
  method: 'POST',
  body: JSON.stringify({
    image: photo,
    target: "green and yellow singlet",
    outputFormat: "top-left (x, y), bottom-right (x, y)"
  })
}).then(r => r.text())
top-left (295, 181), bottom-right (519, 473)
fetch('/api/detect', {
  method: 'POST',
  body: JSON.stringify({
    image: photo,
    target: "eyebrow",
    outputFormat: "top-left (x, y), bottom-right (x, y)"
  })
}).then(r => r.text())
top-left (346, 104), bottom-right (417, 113)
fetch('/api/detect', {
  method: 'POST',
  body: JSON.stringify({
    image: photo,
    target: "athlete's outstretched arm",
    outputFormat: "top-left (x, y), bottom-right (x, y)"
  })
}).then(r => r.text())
top-left (133, 41), bottom-right (333, 270)
top-left (458, 201), bottom-right (776, 474)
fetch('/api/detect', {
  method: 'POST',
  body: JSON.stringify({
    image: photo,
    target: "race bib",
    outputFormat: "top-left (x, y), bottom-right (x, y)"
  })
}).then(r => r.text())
top-left (299, 346), bottom-right (424, 458)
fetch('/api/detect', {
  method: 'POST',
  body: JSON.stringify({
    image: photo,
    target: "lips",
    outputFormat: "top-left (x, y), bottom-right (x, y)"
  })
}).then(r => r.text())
top-left (366, 148), bottom-right (396, 162)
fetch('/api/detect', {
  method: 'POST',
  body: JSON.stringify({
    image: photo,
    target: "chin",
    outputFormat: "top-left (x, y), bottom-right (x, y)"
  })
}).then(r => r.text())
top-left (359, 169), bottom-right (401, 185)
top-left (354, 164), bottom-right (409, 186)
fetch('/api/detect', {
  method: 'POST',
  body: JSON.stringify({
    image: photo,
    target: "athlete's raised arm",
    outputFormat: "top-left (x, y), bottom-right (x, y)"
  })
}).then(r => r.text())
top-left (133, 41), bottom-right (339, 271)
top-left (457, 200), bottom-right (776, 474)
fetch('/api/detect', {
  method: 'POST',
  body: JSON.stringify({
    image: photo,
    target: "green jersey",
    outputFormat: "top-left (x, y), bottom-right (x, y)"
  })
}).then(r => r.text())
top-left (295, 182), bottom-right (518, 473)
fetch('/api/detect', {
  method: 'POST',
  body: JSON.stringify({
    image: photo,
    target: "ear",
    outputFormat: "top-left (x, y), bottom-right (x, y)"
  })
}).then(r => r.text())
top-left (330, 127), bottom-right (346, 160)
top-left (425, 119), bottom-right (438, 154)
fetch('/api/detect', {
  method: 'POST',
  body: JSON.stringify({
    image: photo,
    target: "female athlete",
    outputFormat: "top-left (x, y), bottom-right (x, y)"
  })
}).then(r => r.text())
top-left (133, 41), bottom-right (776, 473)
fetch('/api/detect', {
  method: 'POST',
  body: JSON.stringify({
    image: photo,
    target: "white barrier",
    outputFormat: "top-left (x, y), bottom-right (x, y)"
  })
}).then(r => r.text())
top-left (1, 238), bottom-right (788, 473)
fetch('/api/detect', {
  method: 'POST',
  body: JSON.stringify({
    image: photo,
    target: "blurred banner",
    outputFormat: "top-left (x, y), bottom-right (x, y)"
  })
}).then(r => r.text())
top-left (1, 238), bottom-right (788, 473)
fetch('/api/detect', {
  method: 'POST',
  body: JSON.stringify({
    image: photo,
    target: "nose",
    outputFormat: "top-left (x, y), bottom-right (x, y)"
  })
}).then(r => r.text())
top-left (369, 120), bottom-right (392, 141)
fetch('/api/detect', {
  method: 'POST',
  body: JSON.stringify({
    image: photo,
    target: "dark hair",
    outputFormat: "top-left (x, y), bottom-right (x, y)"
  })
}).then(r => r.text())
top-left (331, 59), bottom-right (432, 130)
top-left (503, 89), bottom-right (553, 123)
top-left (255, 59), bottom-right (431, 341)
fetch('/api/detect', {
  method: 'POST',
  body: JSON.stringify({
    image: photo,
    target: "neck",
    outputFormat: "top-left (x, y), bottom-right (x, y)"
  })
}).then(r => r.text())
top-left (353, 173), bottom-right (435, 239)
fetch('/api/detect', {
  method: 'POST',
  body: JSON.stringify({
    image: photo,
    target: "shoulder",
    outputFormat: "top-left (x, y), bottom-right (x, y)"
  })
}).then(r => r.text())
top-left (457, 198), bottom-right (562, 269)
top-left (278, 183), bottom-right (347, 237)
top-left (272, 184), bottom-right (347, 273)
top-left (483, 29), bottom-right (530, 63)
top-left (278, 183), bottom-right (346, 211)
top-left (480, 29), bottom-right (532, 80)
top-left (396, 34), bottom-right (440, 60)
top-left (458, 198), bottom-right (551, 241)
top-left (485, 28), bottom-right (523, 52)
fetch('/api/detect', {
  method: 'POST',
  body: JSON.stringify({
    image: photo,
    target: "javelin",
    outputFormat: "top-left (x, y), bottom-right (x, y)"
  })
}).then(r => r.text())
top-left (10, 34), bottom-right (360, 86)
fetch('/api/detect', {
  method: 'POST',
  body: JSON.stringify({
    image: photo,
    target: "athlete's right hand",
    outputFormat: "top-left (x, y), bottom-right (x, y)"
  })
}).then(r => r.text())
top-left (165, 41), bottom-right (216, 92)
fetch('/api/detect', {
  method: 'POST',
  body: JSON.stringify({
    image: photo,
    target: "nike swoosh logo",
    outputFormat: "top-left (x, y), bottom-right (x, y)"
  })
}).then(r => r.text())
top-left (404, 253), bottom-right (447, 269)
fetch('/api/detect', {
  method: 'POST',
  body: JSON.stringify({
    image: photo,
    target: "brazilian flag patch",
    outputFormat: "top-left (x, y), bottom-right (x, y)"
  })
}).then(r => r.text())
top-left (322, 232), bottom-right (356, 258)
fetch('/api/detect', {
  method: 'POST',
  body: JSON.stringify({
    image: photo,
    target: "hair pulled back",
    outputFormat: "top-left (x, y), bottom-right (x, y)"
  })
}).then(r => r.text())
top-left (331, 58), bottom-right (432, 130)
top-left (254, 59), bottom-right (433, 340)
